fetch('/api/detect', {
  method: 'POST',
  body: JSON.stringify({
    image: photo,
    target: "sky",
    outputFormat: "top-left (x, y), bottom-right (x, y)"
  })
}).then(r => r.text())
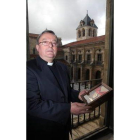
top-left (28, 0), bottom-right (106, 45)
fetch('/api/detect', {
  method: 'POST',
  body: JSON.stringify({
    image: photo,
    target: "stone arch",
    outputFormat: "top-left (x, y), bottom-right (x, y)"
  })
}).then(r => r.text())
top-left (82, 28), bottom-right (85, 36)
top-left (85, 69), bottom-right (90, 80)
top-left (65, 55), bottom-right (68, 60)
top-left (95, 70), bottom-right (101, 79)
top-left (95, 70), bottom-right (101, 84)
top-left (78, 68), bottom-right (81, 80)
top-left (78, 30), bottom-right (81, 37)
top-left (97, 53), bottom-right (102, 61)
top-left (88, 28), bottom-right (91, 36)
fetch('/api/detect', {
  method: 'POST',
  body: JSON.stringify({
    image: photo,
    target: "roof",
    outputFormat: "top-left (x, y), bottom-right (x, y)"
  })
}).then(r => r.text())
top-left (63, 35), bottom-right (105, 47)
top-left (57, 47), bottom-right (63, 51)
top-left (83, 14), bottom-right (91, 26)
top-left (77, 14), bottom-right (98, 29)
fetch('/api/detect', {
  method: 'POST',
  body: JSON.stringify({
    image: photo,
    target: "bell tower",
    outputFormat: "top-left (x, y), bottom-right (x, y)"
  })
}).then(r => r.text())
top-left (76, 11), bottom-right (98, 41)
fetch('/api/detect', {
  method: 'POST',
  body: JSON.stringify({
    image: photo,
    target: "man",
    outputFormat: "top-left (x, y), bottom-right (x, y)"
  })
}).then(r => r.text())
top-left (27, 30), bottom-right (92, 140)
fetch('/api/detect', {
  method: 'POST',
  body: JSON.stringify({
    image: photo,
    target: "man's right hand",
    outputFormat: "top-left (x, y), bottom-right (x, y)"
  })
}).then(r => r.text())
top-left (70, 102), bottom-right (92, 115)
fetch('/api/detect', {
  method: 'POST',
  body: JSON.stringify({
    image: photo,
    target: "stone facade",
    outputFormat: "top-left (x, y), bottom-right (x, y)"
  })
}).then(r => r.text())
top-left (63, 35), bottom-right (105, 83)
top-left (62, 13), bottom-right (104, 83)
top-left (76, 26), bottom-right (98, 41)
top-left (28, 14), bottom-right (105, 85)
top-left (29, 33), bottom-right (38, 56)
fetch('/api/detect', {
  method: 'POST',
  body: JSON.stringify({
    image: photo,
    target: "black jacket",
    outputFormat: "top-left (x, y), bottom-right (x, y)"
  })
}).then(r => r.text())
top-left (27, 56), bottom-right (80, 140)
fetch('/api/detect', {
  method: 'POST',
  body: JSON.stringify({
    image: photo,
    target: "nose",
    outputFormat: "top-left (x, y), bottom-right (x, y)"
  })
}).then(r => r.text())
top-left (48, 42), bottom-right (53, 48)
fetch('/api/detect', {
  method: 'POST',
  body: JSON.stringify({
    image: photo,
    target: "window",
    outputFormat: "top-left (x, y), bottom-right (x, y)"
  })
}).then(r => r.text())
top-left (95, 71), bottom-right (101, 79)
top-left (82, 29), bottom-right (85, 36)
top-left (66, 55), bottom-right (68, 60)
top-left (78, 68), bottom-right (81, 80)
top-left (72, 55), bottom-right (75, 60)
top-left (87, 54), bottom-right (91, 61)
top-left (88, 29), bottom-right (91, 36)
top-left (79, 55), bottom-right (82, 62)
top-left (85, 69), bottom-right (90, 80)
top-left (97, 54), bottom-right (102, 61)
top-left (72, 55), bottom-right (75, 62)
top-left (95, 70), bottom-right (101, 84)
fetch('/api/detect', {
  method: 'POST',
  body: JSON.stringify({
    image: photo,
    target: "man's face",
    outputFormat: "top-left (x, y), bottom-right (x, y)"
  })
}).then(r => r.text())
top-left (36, 33), bottom-right (58, 62)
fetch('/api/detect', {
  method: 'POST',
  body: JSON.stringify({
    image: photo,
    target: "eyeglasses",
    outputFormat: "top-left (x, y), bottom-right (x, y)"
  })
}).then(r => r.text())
top-left (39, 40), bottom-right (57, 47)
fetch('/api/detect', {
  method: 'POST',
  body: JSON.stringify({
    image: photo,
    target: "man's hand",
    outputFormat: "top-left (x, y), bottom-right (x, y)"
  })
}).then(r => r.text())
top-left (78, 90), bottom-right (88, 101)
top-left (70, 102), bottom-right (92, 115)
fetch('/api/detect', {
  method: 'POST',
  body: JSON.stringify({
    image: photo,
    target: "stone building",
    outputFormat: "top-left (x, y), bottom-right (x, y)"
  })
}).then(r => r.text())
top-left (28, 14), bottom-right (105, 84)
top-left (76, 13), bottom-right (98, 41)
top-left (63, 13), bottom-right (105, 83)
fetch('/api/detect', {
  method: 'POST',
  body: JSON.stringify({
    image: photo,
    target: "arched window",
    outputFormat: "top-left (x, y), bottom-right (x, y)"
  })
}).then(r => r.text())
top-left (85, 69), bottom-right (90, 80)
top-left (96, 71), bottom-right (101, 79)
top-left (97, 54), bottom-right (102, 61)
top-left (88, 29), bottom-right (91, 36)
top-left (95, 71), bottom-right (101, 84)
top-left (87, 54), bottom-right (91, 64)
top-left (78, 30), bottom-right (81, 37)
top-left (78, 68), bottom-right (81, 80)
top-left (72, 55), bottom-right (75, 62)
top-left (78, 55), bottom-right (82, 63)
top-left (87, 54), bottom-right (91, 60)
top-left (82, 29), bottom-right (85, 36)
top-left (65, 55), bottom-right (68, 60)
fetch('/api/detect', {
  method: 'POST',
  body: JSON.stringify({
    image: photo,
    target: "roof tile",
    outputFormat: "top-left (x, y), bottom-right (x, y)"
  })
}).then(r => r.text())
top-left (63, 35), bottom-right (105, 47)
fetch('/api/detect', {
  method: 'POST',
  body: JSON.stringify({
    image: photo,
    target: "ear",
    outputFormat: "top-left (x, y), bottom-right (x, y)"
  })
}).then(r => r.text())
top-left (36, 45), bottom-right (39, 52)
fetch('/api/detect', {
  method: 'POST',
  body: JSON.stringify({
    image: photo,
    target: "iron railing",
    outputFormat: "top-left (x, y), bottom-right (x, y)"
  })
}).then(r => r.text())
top-left (70, 60), bottom-right (103, 66)
top-left (70, 79), bottom-right (102, 128)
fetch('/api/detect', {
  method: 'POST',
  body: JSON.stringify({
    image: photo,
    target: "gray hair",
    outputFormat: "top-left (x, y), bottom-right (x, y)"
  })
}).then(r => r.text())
top-left (36, 30), bottom-right (58, 45)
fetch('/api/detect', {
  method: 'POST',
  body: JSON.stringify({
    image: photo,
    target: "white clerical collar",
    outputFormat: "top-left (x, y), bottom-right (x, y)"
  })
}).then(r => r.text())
top-left (47, 62), bottom-right (53, 66)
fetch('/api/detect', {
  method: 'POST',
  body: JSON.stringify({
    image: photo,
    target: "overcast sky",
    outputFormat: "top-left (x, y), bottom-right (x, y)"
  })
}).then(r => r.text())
top-left (28, 0), bottom-right (106, 45)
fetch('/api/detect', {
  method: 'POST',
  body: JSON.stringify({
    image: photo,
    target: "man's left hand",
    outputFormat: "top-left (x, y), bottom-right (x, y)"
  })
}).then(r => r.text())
top-left (78, 90), bottom-right (88, 101)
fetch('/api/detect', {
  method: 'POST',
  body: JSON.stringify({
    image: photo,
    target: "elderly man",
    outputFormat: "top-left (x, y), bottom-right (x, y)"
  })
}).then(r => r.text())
top-left (27, 30), bottom-right (92, 140)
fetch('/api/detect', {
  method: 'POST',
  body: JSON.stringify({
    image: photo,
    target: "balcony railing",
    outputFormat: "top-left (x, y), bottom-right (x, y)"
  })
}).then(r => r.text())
top-left (71, 106), bottom-right (101, 128)
top-left (71, 60), bottom-right (76, 64)
top-left (70, 79), bottom-right (102, 129)
top-left (70, 79), bottom-right (113, 139)
top-left (77, 60), bottom-right (82, 63)
top-left (70, 60), bottom-right (103, 65)
top-left (94, 61), bottom-right (103, 65)
top-left (71, 79), bottom-right (102, 91)
top-left (85, 60), bottom-right (92, 64)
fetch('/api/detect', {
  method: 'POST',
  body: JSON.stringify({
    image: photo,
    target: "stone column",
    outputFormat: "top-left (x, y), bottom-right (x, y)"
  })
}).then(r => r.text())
top-left (101, 0), bottom-right (113, 118)
top-left (92, 47), bottom-right (94, 62)
top-left (85, 27), bottom-right (89, 39)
